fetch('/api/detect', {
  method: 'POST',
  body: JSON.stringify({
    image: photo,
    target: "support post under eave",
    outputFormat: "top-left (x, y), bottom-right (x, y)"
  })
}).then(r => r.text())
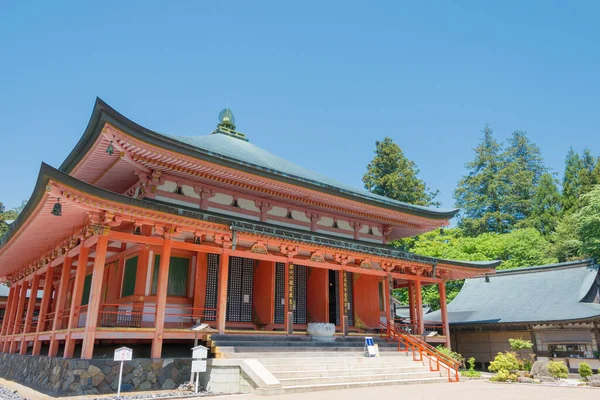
top-left (151, 238), bottom-right (172, 359)
top-left (385, 273), bottom-right (393, 327)
top-left (415, 280), bottom-right (424, 336)
top-left (438, 281), bottom-right (451, 348)
top-left (217, 252), bottom-right (230, 335)
top-left (33, 266), bottom-right (55, 356)
top-left (0, 286), bottom-right (16, 337)
top-left (10, 281), bottom-right (30, 353)
top-left (63, 246), bottom-right (90, 358)
top-left (3, 284), bottom-right (21, 353)
top-left (81, 235), bottom-right (109, 360)
top-left (339, 269), bottom-right (348, 336)
top-left (20, 274), bottom-right (41, 354)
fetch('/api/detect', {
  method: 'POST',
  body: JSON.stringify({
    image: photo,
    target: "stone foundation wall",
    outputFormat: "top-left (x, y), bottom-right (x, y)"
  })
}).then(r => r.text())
top-left (0, 354), bottom-right (192, 396)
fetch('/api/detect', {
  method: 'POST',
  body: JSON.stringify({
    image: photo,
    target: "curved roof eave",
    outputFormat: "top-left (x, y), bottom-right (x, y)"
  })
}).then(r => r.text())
top-left (59, 98), bottom-right (459, 221)
top-left (1, 163), bottom-right (493, 274)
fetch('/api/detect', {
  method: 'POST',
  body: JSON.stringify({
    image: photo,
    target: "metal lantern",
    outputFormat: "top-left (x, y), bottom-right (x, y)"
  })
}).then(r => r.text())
top-left (106, 141), bottom-right (114, 156)
top-left (51, 199), bottom-right (62, 216)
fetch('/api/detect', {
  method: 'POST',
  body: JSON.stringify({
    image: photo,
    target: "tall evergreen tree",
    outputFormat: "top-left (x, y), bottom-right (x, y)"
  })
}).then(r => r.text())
top-left (578, 149), bottom-right (599, 196)
top-left (363, 137), bottom-right (439, 206)
top-left (501, 130), bottom-right (547, 222)
top-left (520, 173), bottom-right (561, 235)
top-left (454, 125), bottom-right (510, 236)
top-left (561, 147), bottom-right (582, 214)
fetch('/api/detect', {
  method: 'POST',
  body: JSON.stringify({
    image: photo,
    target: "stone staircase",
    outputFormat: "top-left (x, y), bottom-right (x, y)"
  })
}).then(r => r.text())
top-left (209, 334), bottom-right (447, 394)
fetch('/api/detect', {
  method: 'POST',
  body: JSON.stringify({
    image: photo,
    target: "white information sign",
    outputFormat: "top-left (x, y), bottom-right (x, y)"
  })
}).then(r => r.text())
top-left (113, 347), bottom-right (133, 398)
top-left (114, 347), bottom-right (133, 361)
top-left (365, 337), bottom-right (377, 357)
top-left (192, 359), bottom-right (207, 373)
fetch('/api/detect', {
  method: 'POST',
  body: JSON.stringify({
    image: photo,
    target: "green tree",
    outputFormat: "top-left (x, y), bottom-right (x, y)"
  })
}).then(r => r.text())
top-left (392, 227), bottom-right (556, 309)
top-left (562, 148), bottom-right (582, 214)
top-left (551, 213), bottom-right (582, 262)
top-left (363, 137), bottom-right (439, 206)
top-left (501, 131), bottom-right (547, 222)
top-left (454, 125), bottom-right (510, 236)
top-left (573, 186), bottom-right (600, 259)
top-left (0, 201), bottom-right (26, 238)
top-left (520, 173), bottom-right (561, 235)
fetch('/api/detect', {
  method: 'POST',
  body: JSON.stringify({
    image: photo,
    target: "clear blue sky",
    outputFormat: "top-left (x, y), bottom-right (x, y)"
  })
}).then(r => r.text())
top-left (1, 1), bottom-right (599, 214)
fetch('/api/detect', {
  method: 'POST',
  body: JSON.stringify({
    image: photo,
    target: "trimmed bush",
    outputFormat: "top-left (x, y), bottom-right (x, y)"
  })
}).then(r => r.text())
top-left (579, 362), bottom-right (592, 379)
top-left (548, 361), bottom-right (568, 380)
top-left (489, 352), bottom-right (520, 382)
top-left (436, 345), bottom-right (464, 367)
top-left (508, 338), bottom-right (533, 351)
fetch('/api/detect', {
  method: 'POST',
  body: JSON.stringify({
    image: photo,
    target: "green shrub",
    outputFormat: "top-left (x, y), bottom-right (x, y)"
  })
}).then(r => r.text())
top-left (548, 361), bottom-right (568, 380)
top-left (579, 362), bottom-right (592, 379)
top-left (489, 370), bottom-right (518, 382)
top-left (489, 352), bottom-right (520, 374)
top-left (508, 337), bottom-right (533, 351)
top-left (436, 345), bottom-right (465, 366)
top-left (460, 357), bottom-right (481, 378)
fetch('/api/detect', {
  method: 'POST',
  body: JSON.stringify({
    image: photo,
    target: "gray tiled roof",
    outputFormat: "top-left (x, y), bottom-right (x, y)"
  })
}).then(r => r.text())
top-left (166, 131), bottom-right (458, 217)
top-left (427, 259), bottom-right (600, 325)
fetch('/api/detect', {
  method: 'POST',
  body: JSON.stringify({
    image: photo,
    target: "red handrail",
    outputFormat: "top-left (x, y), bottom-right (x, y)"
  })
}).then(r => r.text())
top-left (379, 321), bottom-right (459, 382)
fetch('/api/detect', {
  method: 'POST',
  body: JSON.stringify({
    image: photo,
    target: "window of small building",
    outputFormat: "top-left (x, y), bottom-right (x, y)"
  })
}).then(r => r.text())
top-left (81, 274), bottom-right (92, 305)
top-left (151, 255), bottom-right (189, 297)
top-left (121, 256), bottom-right (138, 297)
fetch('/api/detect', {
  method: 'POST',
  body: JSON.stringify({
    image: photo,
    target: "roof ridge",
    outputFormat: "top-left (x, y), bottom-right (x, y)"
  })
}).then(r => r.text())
top-left (485, 259), bottom-right (596, 277)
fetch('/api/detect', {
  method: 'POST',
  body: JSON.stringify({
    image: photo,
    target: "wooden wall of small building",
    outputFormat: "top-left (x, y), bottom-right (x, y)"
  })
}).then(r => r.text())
top-left (452, 330), bottom-right (533, 363)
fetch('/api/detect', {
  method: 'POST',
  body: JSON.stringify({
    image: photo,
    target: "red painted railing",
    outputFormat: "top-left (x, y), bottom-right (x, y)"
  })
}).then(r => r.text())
top-left (97, 304), bottom-right (218, 329)
top-left (379, 321), bottom-right (459, 382)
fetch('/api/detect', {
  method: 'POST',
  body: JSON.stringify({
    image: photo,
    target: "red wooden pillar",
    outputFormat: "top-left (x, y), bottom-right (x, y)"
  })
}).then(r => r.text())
top-left (385, 274), bottom-right (393, 326)
top-left (63, 246), bottom-right (90, 358)
top-left (151, 238), bottom-right (172, 359)
top-left (132, 247), bottom-right (150, 315)
top-left (339, 269), bottom-right (347, 336)
top-left (33, 266), bottom-right (55, 355)
top-left (81, 235), bottom-right (109, 359)
top-left (216, 252), bottom-right (230, 335)
top-left (415, 280), bottom-right (424, 335)
top-left (2, 284), bottom-right (20, 352)
top-left (0, 285), bottom-right (16, 337)
top-left (438, 281), bottom-right (451, 348)
top-left (193, 252), bottom-right (208, 322)
top-left (48, 256), bottom-right (72, 356)
top-left (408, 281), bottom-right (415, 331)
top-left (20, 274), bottom-right (41, 354)
top-left (10, 281), bottom-right (29, 353)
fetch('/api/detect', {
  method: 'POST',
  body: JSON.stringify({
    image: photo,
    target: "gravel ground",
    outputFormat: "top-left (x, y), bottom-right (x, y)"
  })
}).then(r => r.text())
top-left (0, 384), bottom-right (25, 400)
top-left (88, 390), bottom-right (212, 400)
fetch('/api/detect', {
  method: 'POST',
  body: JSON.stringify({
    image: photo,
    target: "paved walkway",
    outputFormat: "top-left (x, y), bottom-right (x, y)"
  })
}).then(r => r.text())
top-left (2, 378), bottom-right (599, 400)
top-left (211, 380), bottom-right (599, 400)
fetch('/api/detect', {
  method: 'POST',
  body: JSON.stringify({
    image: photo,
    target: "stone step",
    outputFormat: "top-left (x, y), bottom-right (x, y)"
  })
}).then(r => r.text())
top-left (279, 376), bottom-right (447, 394)
top-left (213, 340), bottom-right (400, 348)
top-left (223, 352), bottom-right (415, 360)
top-left (221, 346), bottom-right (404, 354)
top-left (211, 334), bottom-right (388, 343)
top-left (278, 370), bottom-right (440, 386)
top-left (272, 365), bottom-right (427, 378)
top-left (264, 360), bottom-right (420, 371)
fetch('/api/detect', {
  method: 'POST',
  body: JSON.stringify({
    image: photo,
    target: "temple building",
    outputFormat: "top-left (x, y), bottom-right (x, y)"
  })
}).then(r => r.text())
top-left (0, 98), bottom-right (498, 361)
top-left (427, 259), bottom-right (600, 372)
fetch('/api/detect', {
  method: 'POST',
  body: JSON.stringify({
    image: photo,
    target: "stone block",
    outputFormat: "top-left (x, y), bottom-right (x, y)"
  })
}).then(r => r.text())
top-left (139, 380), bottom-right (152, 391)
top-left (88, 365), bottom-right (102, 377)
top-left (162, 378), bottom-right (177, 390)
top-left (97, 381), bottom-right (112, 394)
top-left (92, 372), bottom-right (105, 387)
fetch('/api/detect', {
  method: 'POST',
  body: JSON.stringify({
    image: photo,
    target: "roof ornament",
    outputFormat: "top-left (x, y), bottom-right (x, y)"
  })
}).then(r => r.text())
top-left (51, 198), bottom-right (62, 217)
top-left (212, 108), bottom-right (249, 141)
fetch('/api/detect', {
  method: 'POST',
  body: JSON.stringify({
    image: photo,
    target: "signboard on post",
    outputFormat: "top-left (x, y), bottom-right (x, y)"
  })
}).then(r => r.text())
top-left (114, 347), bottom-right (133, 398)
top-left (114, 347), bottom-right (133, 362)
top-left (365, 337), bottom-right (377, 357)
top-left (192, 359), bottom-right (207, 373)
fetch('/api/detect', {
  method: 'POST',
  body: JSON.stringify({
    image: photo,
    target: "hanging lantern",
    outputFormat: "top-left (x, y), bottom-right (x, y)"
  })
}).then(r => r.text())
top-left (230, 198), bottom-right (239, 208)
top-left (368, 226), bottom-right (374, 235)
top-left (332, 219), bottom-right (338, 229)
top-left (106, 141), bottom-right (114, 156)
top-left (133, 226), bottom-right (141, 235)
top-left (194, 236), bottom-right (201, 244)
top-left (51, 198), bottom-right (62, 217)
top-left (286, 209), bottom-right (293, 219)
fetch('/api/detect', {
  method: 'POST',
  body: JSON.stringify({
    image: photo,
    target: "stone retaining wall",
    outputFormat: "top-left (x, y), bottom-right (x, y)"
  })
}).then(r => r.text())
top-left (0, 354), bottom-right (191, 396)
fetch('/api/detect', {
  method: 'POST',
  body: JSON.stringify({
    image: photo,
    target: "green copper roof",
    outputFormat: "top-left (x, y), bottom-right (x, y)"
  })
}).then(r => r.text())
top-left (427, 259), bottom-right (600, 325)
top-left (60, 98), bottom-right (459, 221)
